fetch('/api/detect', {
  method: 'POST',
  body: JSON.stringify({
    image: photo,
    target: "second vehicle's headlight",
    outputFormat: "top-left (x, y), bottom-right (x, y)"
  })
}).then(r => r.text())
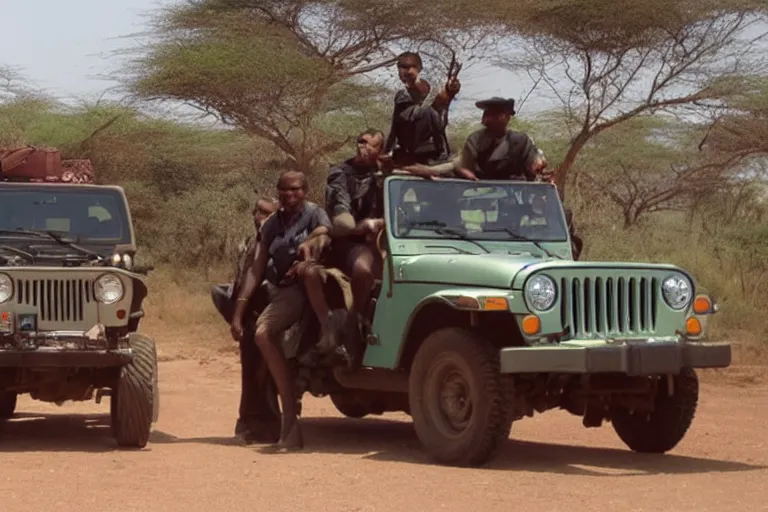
top-left (94, 274), bottom-right (124, 304)
top-left (662, 273), bottom-right (692, 310)
top-left (525, 275), bottom-right (557, 311)
top-left (0, 273), bottom-right (12, 304)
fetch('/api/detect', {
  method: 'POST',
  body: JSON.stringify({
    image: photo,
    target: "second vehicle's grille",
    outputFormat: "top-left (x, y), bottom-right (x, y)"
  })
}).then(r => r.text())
top-left (15, 278), bottom-right (93, 323)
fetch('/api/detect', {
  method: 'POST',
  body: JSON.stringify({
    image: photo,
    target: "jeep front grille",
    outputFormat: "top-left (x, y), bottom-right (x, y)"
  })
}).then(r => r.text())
top-left (559, 276), bottom-right (658, 337)
top-left (14, 278), bottom-right (94, 323)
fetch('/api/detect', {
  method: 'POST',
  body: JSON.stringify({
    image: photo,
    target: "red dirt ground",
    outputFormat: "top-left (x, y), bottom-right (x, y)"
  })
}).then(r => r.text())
top-left (1, 357), bottom-right (766, 512)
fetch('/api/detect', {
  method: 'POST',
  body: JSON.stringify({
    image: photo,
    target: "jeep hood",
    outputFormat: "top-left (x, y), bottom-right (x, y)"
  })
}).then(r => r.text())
top-left (394, 253), bottom-right (689, 290)
top-left (394, 253), bottom-right (545, 289)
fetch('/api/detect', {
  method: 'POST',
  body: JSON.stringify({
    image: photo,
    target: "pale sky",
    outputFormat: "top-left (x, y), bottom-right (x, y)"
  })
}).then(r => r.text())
top-left (1, 2), bottom-right (765, 124)
top-left (0, 0), bottom-right (545, 122)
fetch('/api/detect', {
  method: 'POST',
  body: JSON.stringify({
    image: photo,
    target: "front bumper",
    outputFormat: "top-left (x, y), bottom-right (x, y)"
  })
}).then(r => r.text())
top-left (499, 340), bottom-right (731, 375)
top-left (0, 347), bottom-right (133, 368)
top-left (0, 326), bottom-right (133, 368)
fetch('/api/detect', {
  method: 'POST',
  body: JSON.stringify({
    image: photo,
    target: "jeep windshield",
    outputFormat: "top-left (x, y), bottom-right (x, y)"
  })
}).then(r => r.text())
top-left (0, 186), bottom-right (131, 245)
top-left (388, 178), bottom-right (568, 242)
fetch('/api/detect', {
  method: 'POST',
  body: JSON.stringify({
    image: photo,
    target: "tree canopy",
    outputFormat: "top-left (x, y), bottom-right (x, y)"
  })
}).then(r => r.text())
top-left (122, 0), bottom-right (489, 173)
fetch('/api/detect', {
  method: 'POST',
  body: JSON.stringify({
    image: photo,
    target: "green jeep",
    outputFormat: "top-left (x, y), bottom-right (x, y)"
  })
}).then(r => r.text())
top-left (0, 178), bottom-right (159, 448)
top-left (223, 174), bottom-right (730, 467)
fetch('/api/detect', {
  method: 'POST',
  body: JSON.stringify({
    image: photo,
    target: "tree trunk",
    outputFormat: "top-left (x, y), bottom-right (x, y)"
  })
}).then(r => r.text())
top-left (555, 131), bottom-right (591, 202)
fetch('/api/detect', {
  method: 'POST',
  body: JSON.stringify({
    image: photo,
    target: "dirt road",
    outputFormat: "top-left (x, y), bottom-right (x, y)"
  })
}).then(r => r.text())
top-left (1, 358), bottom-right (766, 512)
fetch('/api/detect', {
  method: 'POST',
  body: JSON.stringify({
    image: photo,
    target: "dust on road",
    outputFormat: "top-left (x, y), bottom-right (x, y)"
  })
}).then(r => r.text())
top-left (1, 359), bottom-right (766, 512)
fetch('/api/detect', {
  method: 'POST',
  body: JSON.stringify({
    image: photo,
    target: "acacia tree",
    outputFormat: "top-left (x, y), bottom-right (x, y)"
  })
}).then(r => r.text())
top-left (121, 0), bottom-right (483, 174)
top-left (485, 0), bottom-right (767, 199)
top-left (574, 114), bottom-right (767, 228)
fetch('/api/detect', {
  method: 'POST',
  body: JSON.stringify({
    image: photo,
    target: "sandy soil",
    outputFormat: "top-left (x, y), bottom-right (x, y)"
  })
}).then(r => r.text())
top-left (1, 357), bottom-right (766, 512)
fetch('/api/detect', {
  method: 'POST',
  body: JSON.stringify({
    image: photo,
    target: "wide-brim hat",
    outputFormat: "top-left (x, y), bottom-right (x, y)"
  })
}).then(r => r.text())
top-left (475, 97), bottom-right (516, 115)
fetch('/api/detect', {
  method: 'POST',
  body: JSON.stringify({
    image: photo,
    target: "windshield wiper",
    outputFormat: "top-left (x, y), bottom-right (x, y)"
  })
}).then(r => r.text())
top-left (0, 229), bottom-right (102, 261)
top-left (0, 245), bottom-right (35, 262)
top-left (481, 227), bottom-right (562, 259)
top-left (405, 221), bottom-right (491, 254)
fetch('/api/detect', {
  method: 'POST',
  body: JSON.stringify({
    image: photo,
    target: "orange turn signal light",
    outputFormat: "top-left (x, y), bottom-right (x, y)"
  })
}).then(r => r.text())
top-left (521, 315), bottom-right (541, 335)
top-left (483, 297), bottom-right (508, 311)
top-left (693, 295), bottom-right (712, 314)
top-left (686, 317), bottom-right (702, 336)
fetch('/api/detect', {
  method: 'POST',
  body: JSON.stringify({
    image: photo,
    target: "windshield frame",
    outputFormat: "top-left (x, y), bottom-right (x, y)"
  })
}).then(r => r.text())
top-left (385, 176), bottom-right (570, 246)
top-left (0, 183), bottom-right (135, 247)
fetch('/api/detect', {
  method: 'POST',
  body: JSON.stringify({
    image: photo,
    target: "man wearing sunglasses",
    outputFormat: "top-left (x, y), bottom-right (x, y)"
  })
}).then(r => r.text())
top-left (231, 170), bottom-right (337, 451)
top-left (382, 52), bottom-right (460, 171)
top-left (325, 129), bottom-right (387, 370)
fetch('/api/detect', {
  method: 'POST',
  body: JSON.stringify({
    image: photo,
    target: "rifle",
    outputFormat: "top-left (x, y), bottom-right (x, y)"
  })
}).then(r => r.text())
top-left (443, 50), bottom-right (462, 128)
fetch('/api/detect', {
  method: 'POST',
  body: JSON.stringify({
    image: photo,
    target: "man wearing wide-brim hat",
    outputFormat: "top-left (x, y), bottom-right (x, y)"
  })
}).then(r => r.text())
top-left (456, 96), bottom-right (549, 181)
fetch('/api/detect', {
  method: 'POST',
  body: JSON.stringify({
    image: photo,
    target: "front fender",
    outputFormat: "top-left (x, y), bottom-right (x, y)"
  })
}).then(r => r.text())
top-left (401, 287), bottom-right (522, 342)
top-left (418, 288), bottom-right (519, 311)
top-left (392, 287), bottom-right (523, 370)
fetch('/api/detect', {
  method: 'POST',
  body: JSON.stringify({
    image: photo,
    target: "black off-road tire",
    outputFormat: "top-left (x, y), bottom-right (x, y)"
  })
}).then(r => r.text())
top-left (330, 392), bottom-right (369, 419)
top-left (409, 327), bottom-right (511, 467)
top-left (610, 367), bottom-right (699, 454)
top-left (0, 392), bottom-right (17, 420)
top-left (111, 333), bottom-right (159, 449)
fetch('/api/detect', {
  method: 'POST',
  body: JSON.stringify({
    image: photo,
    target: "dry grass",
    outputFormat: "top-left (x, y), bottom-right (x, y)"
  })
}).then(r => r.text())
top-left (136, 265), bottom-right (239, 363)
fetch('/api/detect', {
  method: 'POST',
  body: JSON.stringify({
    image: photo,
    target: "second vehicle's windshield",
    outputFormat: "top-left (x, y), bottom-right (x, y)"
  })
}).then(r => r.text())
top-left (388, 179), bottom-right (569, 242)
top-left (0, 186), bottom-right (131, 244)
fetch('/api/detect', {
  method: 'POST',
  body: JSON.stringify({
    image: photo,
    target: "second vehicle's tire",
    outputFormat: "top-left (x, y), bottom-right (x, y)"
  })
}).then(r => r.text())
top-left (0, 391), bottom-right (17, 420)
top-left (610, 367), bottom-right (699, 454)
top-left (111, 333), bottom-right (158, 448)
top-left (408, 327), bottom-right (511, 467)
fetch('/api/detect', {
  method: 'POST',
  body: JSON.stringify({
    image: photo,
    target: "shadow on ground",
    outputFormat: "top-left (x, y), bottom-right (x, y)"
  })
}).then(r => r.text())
top-left (0, 412), bottom-right (133, 453)
top-left (150, 416), bottom-right (765, 476)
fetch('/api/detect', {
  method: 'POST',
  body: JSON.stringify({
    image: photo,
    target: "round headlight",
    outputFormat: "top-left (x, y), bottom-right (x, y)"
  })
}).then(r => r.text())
top-left (94, 274), bottom-right (124, 305)
top-left (0, 273), bottom-right (12, 304)
top-left (525, 275), bottom-right (557, 311)
top-left (662, 273), bottom-right (692, 310)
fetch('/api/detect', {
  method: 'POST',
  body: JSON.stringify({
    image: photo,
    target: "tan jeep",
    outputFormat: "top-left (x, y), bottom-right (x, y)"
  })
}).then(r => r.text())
top-left (0, 148), bottom-right (158, 448)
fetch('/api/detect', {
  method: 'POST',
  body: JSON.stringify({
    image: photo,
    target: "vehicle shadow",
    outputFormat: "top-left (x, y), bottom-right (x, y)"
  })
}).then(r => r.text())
top-left (151, 416), bottom-right (765, 476)
top-left (0, 412), bottom-right (128, 453)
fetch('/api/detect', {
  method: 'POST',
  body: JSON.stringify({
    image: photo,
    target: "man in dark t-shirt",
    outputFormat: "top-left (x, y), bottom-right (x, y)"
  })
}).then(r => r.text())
top-left (325, 128), bottom-right (387, 369)
top-left (230, 170), bottom-right (334, 451)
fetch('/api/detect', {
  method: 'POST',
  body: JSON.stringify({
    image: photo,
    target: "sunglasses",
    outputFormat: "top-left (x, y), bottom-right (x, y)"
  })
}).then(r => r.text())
top-left (278, 185), bottom-right (303, 192)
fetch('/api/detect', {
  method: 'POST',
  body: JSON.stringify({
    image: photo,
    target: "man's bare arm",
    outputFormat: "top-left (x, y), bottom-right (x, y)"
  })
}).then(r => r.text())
top-left (331, 212), bottom-right (378, 237)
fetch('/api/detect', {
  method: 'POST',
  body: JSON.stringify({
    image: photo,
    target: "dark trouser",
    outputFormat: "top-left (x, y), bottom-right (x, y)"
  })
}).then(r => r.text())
top-left (210, 283), bottom-right (281, 443)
